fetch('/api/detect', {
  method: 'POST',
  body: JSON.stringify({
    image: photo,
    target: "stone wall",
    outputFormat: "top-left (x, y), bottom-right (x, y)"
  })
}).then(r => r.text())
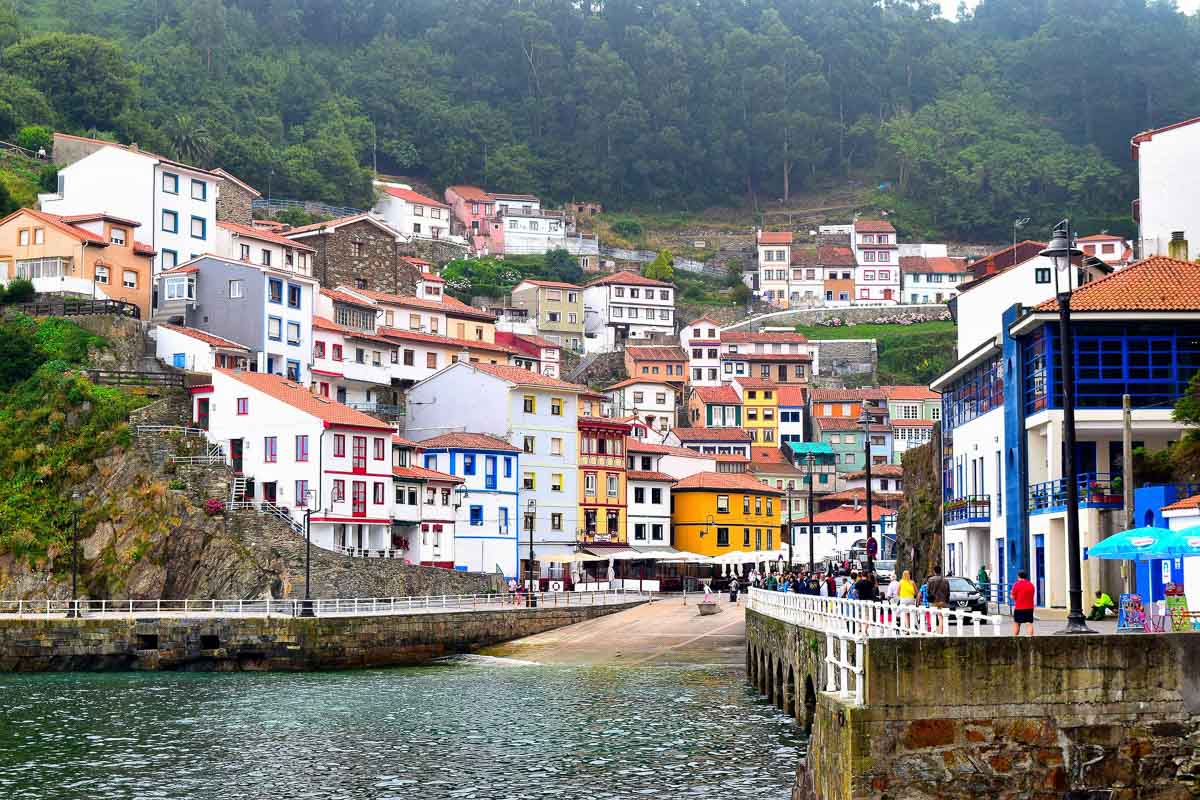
top-left (808, 340), bottom-right (877, 382)
top-left (215, 178), bottom-right (255, 226)
top-left (0, 600), bottom-right (643, 672)
top-left (311, 220), bottom-right (420, 295)
top-left (895, 427), bottom-right (943, 580)
top-left (51, 134), bottom-right (109, 167)
top-left (745, 609), bottom-right (825, 733)
top-left (725, 304), bottom-right (951, 332)
top-left (69, 314), bottom-right (147, 372)
top-left (401, 237), bottom-right (469, 266)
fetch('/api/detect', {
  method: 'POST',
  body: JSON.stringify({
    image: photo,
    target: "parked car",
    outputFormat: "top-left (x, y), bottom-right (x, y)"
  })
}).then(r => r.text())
top-left (947, 576), bottom-right (988, 615)
top-left (874, 559), bottom-right (896, 585)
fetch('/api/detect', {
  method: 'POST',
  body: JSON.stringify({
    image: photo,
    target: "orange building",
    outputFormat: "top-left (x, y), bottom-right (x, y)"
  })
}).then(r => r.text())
top-left (623, 344), bottom-right (688, 382)
top-left (0, 208), bottom-right (154, 317)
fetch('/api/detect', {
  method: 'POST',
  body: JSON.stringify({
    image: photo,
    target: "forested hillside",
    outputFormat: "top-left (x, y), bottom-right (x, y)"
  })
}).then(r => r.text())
top-left (1, 0), bottom-right (1196, 239)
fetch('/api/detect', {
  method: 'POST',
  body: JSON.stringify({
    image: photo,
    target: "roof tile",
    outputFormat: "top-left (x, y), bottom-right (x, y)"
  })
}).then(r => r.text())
top-left (585, 270), bottom-right (673, 289)
top-left (1033, 256), bottom-right (1200, 312)
top-left (419, 432), bottom-right (521, 452)
top-left (216, 369), bottom-right (392, 429)
top-left (672, 427), bottom-right (752, 442)
top-left (672, 471), bottom-right (784, 494)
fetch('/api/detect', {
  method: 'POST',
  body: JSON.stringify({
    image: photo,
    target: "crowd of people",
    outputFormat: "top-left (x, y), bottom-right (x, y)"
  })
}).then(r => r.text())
top-left (733, 564), bottom-right (932, 604)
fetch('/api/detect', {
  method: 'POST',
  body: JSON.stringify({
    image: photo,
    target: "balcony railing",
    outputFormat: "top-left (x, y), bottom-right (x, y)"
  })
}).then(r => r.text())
top-left (348, 402), bottom-right (406, 420)
top-left (943, 495), bottom-right (991, 526)
top-left (1027, 473), bottom-right (1123, 515)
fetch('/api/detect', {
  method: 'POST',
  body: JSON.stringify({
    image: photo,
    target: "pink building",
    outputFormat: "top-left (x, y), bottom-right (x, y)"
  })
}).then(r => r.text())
top-left (445, 185), bottom-right (501, 254)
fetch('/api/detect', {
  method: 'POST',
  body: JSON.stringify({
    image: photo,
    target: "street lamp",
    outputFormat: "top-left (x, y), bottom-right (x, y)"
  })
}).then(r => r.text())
top-left (525, 498), bottom-right (537, 607)
top-left (1040, 220), bottom-right (1094, 634)
top-left (67, 490), bottom-right (82, 618)
top-left (807, 453), bottom-right (816, 573)
top-left (300, 488), bottom-right (317, 617)
top-left (859, 410), bottom-right (875, 572)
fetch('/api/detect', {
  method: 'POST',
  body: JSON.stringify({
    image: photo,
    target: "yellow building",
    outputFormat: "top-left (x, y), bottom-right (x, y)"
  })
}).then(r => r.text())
top-left (735, 378), bottom-right (780, 453)
top-left (577, 393), bottom-right (631, 544)
top-left (672, 472), bottom-right (783, 557)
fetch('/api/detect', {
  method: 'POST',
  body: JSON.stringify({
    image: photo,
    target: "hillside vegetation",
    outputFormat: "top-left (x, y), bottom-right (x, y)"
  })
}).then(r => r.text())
top-left (795, 320), bottom-right (956, 386)
top-left (0, 0), bottom-right (1188, 239)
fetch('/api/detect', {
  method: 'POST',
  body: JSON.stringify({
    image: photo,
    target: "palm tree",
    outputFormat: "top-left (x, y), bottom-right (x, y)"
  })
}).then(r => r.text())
top-left (166, 113), bottom-right (213, 165)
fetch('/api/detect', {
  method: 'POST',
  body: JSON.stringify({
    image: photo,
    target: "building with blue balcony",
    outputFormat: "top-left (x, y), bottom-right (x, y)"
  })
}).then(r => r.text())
top-left (933, 254), bottom-right (1199, 608)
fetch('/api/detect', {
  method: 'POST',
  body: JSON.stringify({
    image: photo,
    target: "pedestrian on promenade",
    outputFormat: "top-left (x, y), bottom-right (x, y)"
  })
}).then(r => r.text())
top-left (926, 569), bottom-right (950, 609)
top-left (845, 572), bottom-right (858, 599)
top-left (885, 573), bottom-right (900, 602)
top-left (1011, 570), bottom-right (1036, 635)
top-left (855, 571), bottom-right (877, 603)
top-left (865, 534), bottom-right (878, 571)
top-left (766, 573), bottom-right (778, 591)
top-left (729, 576), bottom-right (740, 605)
top-left (1088, 590), bottom-right (1115, 620)
top-left (897, 571), bottom-right (917, 605)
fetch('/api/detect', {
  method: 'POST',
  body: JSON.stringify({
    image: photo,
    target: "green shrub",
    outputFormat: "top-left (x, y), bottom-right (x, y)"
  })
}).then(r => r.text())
top-left (3, 277), bottom-right (33, 304)
top-left (611, 218), bottom-right (643, 238)
top-left (16, 125), bottom-right (51, 154)
top-left (168, 479), bottom-right (186, 490)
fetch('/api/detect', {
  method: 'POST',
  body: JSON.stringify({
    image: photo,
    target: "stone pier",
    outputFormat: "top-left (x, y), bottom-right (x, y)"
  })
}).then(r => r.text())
top-left (747, 609), bottom-right (1200, 800)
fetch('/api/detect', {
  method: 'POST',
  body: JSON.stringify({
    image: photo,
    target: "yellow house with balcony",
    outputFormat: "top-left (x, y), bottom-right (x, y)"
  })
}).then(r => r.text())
top-left (734, 378), bottom-right (780, 453)
top-left (671, 472), bottom-right (783, 557)
top-left (577, 393), bottom-right (631, 544)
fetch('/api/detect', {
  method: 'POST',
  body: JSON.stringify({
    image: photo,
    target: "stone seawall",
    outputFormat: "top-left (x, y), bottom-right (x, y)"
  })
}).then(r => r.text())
top-left (0, 601), bottom-right (642, 672)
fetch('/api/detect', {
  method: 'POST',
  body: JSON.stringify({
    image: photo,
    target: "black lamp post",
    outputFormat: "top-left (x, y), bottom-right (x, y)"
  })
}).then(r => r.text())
top-left (1040, 220), bottom-right (1094, 634)
top-left (525, 499), bottom-right (537, 607)
top-left (859, 410), bottom-right (875, 572)
top-left (67, 490), bottom-right (81, 618)
top-left (807, 453), bottom-right (816, 573)
top-left (300, 489), bottom-right (316, 617)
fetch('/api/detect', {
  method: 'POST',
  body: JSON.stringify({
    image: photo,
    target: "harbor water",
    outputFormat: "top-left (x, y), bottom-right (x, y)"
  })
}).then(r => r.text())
top-left (0, 658), bottom-right (803, 799)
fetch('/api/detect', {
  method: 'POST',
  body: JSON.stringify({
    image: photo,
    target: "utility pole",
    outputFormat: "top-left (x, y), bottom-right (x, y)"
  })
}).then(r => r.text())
top-left (1123, 393), bottom-right (1134, 594)
top-left (808, 453), bottom-right (816, 574)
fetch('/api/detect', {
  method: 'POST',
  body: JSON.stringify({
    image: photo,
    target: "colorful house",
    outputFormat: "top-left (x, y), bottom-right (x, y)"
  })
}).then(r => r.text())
top-left (732, 378), bottom-right (780, 452)
top-left (687, 384), bottom-right (742, 428)
top-left (671, 472), bottom-right (783, 557)
top-left (577, 396), bottom-right (632, 545)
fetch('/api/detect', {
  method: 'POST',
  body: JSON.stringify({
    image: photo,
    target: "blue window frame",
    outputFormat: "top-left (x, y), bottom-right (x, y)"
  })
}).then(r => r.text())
top-left (268, 277), bottom-right (283, 304)
top-left (500, 507), bottom-right (509, 532)
top-left (286, 360), bottom-right (301, 381)
top-left (268, 316), bottom-right (282, 341)
top-left (161, 210), bottom-right (178, 233)
top-left (287, 283), bottom-right (302, 309)
top-left (424, 454), bottom-right (436, 470)
top-left (485, 455), bottom-right (497, 490)
top-left (190, 216), bottom-right (206, 240)
top-left (470, 505), bottom-right (484, 526)
top-left (161, 249), bottom-right (178, 268)
top-left (286, 321), bottom-right (301, 345)
top-left (162, 172), bottom-right (179, 194)
top-left (504, 457), bottom-right (512, 478)
top-left (463, 453), bottom-right (476, 475)
top-left (191, 179), bottom-right (207, 201)
top-left (943, 355), bottom-right (1004, 431)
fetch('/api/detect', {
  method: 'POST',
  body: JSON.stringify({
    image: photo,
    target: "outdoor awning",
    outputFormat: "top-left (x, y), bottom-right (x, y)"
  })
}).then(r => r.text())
top-left (634, 546), bottom-right (713, 564)
top-left (537, 553), bottom-right (608, 564)
top-left (582, 547), bottom-right (644, 561)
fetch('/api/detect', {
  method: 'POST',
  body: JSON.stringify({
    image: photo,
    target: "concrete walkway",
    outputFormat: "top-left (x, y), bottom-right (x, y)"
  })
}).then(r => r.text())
top-left (483, 594), bottom-right (748, 666)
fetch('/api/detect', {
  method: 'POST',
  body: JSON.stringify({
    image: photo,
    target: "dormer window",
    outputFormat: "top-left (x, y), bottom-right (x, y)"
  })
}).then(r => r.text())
top-left (110, 228), bottom-right (126, 246)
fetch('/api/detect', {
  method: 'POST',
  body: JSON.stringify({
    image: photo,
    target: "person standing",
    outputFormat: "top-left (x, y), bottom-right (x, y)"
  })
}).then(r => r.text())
top-left (977, 565), bottom-right (991, 602)
top-left (897, 570), bottom-right (918, 605)
top-left (1011, 571), bottom-right (1036, 635)
top-left (729, 576), bottom-right (740, 605)
top-left (855, 571), bottom-right (877, 603)
top-left (865, 533), bottom-right (878, 571)
top-left (927, 568), bottom-right (950, 609)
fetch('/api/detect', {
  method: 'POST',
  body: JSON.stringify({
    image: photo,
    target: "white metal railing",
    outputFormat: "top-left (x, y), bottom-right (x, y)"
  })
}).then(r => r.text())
top-left (334, 545), bottom-right (405, 559)
top-left (748, 589), bottom-right (1003, 705)
top-left (136, 425), bottom-right (206, 437)
top-left (0, 589), bottom-right (652, 619)
top-left (171, 443), bottom-right (224, 465)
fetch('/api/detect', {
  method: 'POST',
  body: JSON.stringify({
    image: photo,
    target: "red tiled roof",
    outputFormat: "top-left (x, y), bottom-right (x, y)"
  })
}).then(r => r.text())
top-left (585, 270), bottom-right (673, 288)
top-left (721, 331), bottom-right (808, 345)
top-left (219, 221), bottom-right (315, 252)
top-left (881, 385), bottom-right (939, 401)
top-left (59, 212), bottom-right (141, 227)
top-left (285, 213), bottom-right (402, 238)
top-left (626, 470), bottom-right (674, 482)
top-left (693, 385), bottom-right (740, 405)
top-left (733, 377), bottom-right (779, 391)
top-left (815, 416), bottom-right (890, 433)
top-left (215, 369), bottom-right (392, 429)
top-left (1163, 494), bottom-right (1200, 512)
top-left (157, 323), bottom-right (248, 351)
top-left (959, 241), bottom-right (1046, 292)
top-left (818, 245), bottom-right (856, 266)
top-left (1131, 116), bottom-right (1200, 157)
top-left (776, 386), bottom-right (807, 406)
top-left (392, 465), bottom-right (463, 483)
top-left (472, 361), bottom-right (589, 391)
top-left (312, 316), bottom-right (396, 346)
top-left (686, 314), bottom-right (723, 327)
top-left (672, 427), bottom-right (752, 442)
top-left (722, 352), bottom-right (812, 363)
top-left (321, 287), bottom-right (375, 307)
top-left (392, 434), bottom-right (423, 448)
top-left (809, 504), bottom-right (888, 523)
top-left (377, 326), bottom-right (516, 356)
top-left (822, 488), bottom-right (904, 503)
top-left (626, 345), bottom-right (687, 361)
top-left (811, 387), bottom-right (884, 402)
top-left (892, 419), bottom-right (935, 429)
top-left (1033, 256), bottom-right (1200, 313)
top-left (846, 464), bottom-right (904, 479)
top-left (854, 219), bottom-right (896, 234)
top-left (419, 432), bottom-right (520, 452)
top-left (758, 231), bottom-right (793, 245)
top-left (516, 278), bottom-right (581, 290)
top-left (420, 272), bottom-right (445, 283)
top-left (3, 208), bottom-right (108, 245)
top-left (604, 377), bottom-right (680, 391)
top-left (355, 288), bottom-right (497, 322)
top-left (133, 241), bottom-right (155, 256)
top-left (447, 185), bottom-right (493, 202)
top-left (381, 185), bottom-right (449, 208)
top-left (672, 471), bottom-right (784, 494)
top-left (1077, 234), bottom-right (1125, 243)
top-left (898, 255), bottom-right (968, 274)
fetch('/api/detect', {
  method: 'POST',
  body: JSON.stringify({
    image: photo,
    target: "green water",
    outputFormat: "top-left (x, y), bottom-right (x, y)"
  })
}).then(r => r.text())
top-left (0, 658), bottom-right (803, 799)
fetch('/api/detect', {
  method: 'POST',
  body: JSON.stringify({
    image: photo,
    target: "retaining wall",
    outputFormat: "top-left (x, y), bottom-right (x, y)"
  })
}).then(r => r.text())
top-left (0, 600), bottom-right (642, 672)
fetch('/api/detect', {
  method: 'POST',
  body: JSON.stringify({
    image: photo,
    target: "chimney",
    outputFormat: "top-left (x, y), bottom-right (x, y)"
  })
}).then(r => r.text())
top-left (1169, 231), bottom-right (1188, 261)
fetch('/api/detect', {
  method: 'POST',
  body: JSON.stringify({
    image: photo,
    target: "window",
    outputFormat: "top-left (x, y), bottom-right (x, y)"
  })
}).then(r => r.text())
top-left (633, 391), bottom-right (644, 404)
top-left (332, 480), bottom-right (345, 503)
top-left (1035, 267), bottom-right (1051, 284)
top-left (522, 471), bottom-right (536, 490)
top-left (585, 472), bottom-right (596, 494)
top-left (93, 265), bottom-right (110, 285)
top-left (519, 435), bottom-right (534, 455)
top-left (120, 269), bottom-right (138, 289)
top-left (743, 528), bottom-right (752, 547)
top-left (651, 488), bottom-right (662, 504)
top-left (17, 229), bottom-right (29, 246)
top-left (266, 277), bottom-right (283, 304)
top-left (351, 242), bottom-right (364, 257)
top-left (426, 352), bottom-right (437, 369)
top-left (162, 173), bottom-right (179, 194)
top-left (523, 395), bottom-right (536, 413)
top-left (287, 284), bottom-right (301, 308)
top-left (550, 512), bottom-right (563, 531)
top-left (286, 322), bottom-right (301, 346)
top-left (292, 434), bottom-right (309, 462)
top-left (331, 344), bottom-right (343, 362)
top-left (334, 434), bottom-right (345, 457)
top-left (236, 397), bottom-right (248, 415)
top-left (373, 482), bottom-right (385, 505)
top-left (162, 210), bottom-right (178, 233)
top-left (717, 527), bottom-right (730, 547)
top-left (551, 437), bottom-right (562, 456)
top-left (190, 216), bottom-right (206, 240)
top-left (717, 494), bottom-right (729, 513)
top-left (634, 487), bottom-right (645, 504)
top-left (263, 436), bottom-right (277, 462)
top-left (469, 505), bottom-right (483, 526)
top-left (634, 523), bottom-right (646, 541)
top-left (267, 317), bottom-right (282, 341)
top-left (879, 269), bottom-right (889, 280)
top-left (551, 398), bottom-right (563, 416)
top-left (551, 473), bottom-right (563, 491)
top-left (607, 474), bottom-right (618, 497)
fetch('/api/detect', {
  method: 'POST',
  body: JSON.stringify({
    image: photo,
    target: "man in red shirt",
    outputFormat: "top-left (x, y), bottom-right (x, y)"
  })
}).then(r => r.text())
top-left (1010, 570), bottom-right (1036, 636)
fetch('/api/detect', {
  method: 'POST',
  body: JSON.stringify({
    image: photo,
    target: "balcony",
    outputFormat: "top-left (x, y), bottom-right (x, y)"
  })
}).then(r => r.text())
top-left (943, 495), bottom-right (991, 527)
top-left (1027, 473), bottom-right (1124, 515)
top-left (348, 402), bottom-right (406, 421)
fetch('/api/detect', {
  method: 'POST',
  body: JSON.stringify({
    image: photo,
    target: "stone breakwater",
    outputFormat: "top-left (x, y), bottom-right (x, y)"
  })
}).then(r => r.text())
top-left (0, 602), bottom-right (643, 672)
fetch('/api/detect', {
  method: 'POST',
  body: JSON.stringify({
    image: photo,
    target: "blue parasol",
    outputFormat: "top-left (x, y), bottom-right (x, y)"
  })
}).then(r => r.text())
top-left (1161, 525), bottom-right (1200, 558)
top-left (1088, 526), bottom-right (1179, 561)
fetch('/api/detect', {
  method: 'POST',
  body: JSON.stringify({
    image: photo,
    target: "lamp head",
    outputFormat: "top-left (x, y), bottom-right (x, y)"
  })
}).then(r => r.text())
top-left (1038, 222), bottom-right (1083, 273)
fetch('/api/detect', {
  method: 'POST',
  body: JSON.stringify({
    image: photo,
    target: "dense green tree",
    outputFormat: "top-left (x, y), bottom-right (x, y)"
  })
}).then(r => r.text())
top-left (0, 316), bottom-right (44, 388)
top-left (3, 33), bottom-right (136, 130)
top-left (644, 250), bottom-right (675, 282)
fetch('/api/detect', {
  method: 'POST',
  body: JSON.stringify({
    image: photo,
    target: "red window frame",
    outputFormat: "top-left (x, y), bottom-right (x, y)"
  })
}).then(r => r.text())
top-left (373, 438), bottom-right (385, 460)
top-left (314, 340), bottom-right (326, 359)
top-left (236, 397), bottom-right (248, 415)
top-left (334, 434), bottom-right (345, 457)
top-left (264, 436), bottom-right (277, 463)
top-left (319, 382), bottom-right (330, 398)
top-left (295, 434), bottom-right (309, 462)
top-left (352, 481), bottom-right (366, 517)
top-left (295, 480), bottom-right (308, 508)
top-left (332, 344), bottom-right (343, 362)
top-left (333, 479), bottom-right (345, 502)
top-left (352, 436), bottom-right (367, 472)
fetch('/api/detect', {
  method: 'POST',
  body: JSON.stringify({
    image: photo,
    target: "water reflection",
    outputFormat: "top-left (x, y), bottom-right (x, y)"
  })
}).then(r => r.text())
top-left (0, 662), bottom-right (803, 800)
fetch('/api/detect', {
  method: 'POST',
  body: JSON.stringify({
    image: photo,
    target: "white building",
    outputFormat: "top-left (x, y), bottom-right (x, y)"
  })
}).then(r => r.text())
top-left (372, 180), bottom-right (453, 241)
top-left (406, 361), bottom-right (587, 562)
top-left (1132, 115), bottom-right (1200, 260)
top-left (495, 192), bottom-right (568, 255)
top-left (626, 451), bottom-right (673, 550)
top-left (391, 436), bottom-right (465, 569)
top-left (604, 378), bottom-right (678, 436)
top-left (582, 270), bottom-right (676, 353)
top-left (851, 219), bottom-right (900, 304)
top-left (681, 315), bottom-right (723, 385)
top-left (311, 289), bottom-right (400, 412)
top-left (40, 134), bottom-right (220, 302)
top-left (899, 255), bottom-right (971, 305)
top-left (756, 230), bottom-right (793, 308)
top-left (215, 222), bottom-right (316, 277)
top-left (1077, 233), bottom-right (1132, 267)
top-left (194, 368), bottom-right (397, 557)
top-left (155, 323), bottom-right (250, 373)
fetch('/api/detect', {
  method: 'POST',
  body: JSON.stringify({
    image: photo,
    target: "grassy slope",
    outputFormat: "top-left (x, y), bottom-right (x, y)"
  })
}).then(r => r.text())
top-left (0, 150), bottom-right (48, 209)
top-left (794, 320), bottom-right (957, 386)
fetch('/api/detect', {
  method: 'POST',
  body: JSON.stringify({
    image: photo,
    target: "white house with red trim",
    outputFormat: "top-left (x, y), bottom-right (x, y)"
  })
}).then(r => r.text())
top-left (310, 287), bottom-right (400, 413)
top-left (194, 368), bottom-right (397, 558)
top-left (756, 230), bottom-right (793, 308)
top-left (155, 323), bottom-right (249, 373)
top-left (582, 270), bottom-right (676, 353)
top-left (851, 219), bottom-right (900, 305)
top-left (215, 221), bottom-right (316, 278)
top-left (1077, 233), bottom-right (1132, 268)
top-left (391, 436), bottom-right (466, 569)
top-left (371, 179), bottom-right (460, 243)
